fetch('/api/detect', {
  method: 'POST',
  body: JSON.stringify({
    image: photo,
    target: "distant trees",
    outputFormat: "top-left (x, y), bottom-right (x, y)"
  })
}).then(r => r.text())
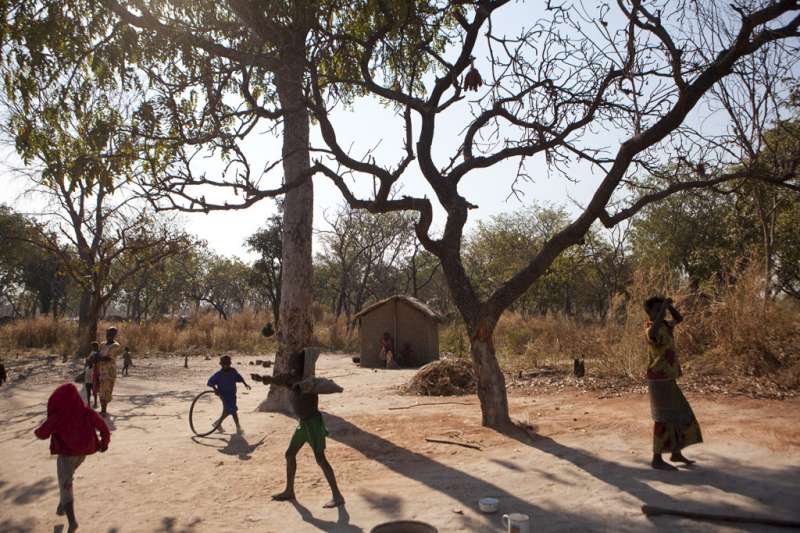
top-left (118, 251), bottom-right (199, 321)
top-left (188, 254), bottom-right (252, 321)
top-left (315, 205), bottom-right (417, 321)
top-left (247, 212), bottom-right (283, 324)
top-left (28, 181), bottom-right (191, 352)
top-left (632, 78), bottom-right (800, 298)
top-left (465, 205), bottom-right (632, 318)
top-left (0, 206), bottom-right (68, 317)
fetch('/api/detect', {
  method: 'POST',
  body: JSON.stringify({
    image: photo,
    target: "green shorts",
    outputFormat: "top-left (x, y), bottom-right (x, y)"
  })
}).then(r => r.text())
top-left (289, 412), bottom-right (328, 453)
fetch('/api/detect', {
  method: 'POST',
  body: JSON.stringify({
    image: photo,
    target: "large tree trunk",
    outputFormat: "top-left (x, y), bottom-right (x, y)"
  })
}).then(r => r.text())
top-left (469, 318), bottom-right (511, 429)
top-left (77, 289), bottom-right (100, 357)
top-left (260, 53), bottom-right (314, 413)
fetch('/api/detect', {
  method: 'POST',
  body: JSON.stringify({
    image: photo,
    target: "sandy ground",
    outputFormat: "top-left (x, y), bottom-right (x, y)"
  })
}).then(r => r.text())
top-left (0, 353), bottom-right (799, 533)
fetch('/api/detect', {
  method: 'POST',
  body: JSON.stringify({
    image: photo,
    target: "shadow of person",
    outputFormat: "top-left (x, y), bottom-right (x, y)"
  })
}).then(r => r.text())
top-left (290, 499), bottom-right (363, 533)
top-left (519, 430), bottom-right (800, 526)
top-left (217, 433), bottom-right (266, 461)
top-left (1, 476), bottom-right (56, 505)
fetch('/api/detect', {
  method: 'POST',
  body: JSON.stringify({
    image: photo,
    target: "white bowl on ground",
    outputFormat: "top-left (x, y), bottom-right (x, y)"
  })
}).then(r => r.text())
top-left (478, 497), bottom-right (499, 513)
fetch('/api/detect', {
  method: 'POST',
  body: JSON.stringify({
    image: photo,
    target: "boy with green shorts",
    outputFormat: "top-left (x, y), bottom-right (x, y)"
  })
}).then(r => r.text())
top-left (253, 348), bottom-right (344, 508)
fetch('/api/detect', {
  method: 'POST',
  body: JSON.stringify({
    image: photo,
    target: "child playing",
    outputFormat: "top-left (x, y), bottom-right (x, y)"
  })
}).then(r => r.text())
top-left (122, 347), bottom-right (133, 376)
top-left (253, 348), bottom-right (345, 509)
top-left (35, 383), bottom-right (110, 532)
top-left (207, 355), bottom-right (251, 434)
top-left (644, 296), bottom-right (702, 470)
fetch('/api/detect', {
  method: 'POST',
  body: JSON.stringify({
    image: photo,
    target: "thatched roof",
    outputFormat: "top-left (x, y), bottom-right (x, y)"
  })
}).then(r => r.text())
top-left (353, 295), bottom-right (445, 323)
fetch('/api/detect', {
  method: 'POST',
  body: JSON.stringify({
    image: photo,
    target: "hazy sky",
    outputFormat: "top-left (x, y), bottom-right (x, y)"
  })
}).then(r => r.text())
top-left (0, 3), bottom-right (750, 261)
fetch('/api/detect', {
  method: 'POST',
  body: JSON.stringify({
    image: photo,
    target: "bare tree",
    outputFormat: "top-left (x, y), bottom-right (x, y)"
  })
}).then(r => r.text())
top-left (18, 179), bottom-right (191, 352)
top-left (317, 204), bottom-right (417, 321)
top-left (702, 45), bottom-right (800, 298)
top-left (306, 1), bottom-right (800, 428)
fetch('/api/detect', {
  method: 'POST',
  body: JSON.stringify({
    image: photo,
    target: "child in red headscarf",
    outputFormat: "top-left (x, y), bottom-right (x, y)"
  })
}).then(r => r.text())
top-left (35, 383), bottom-right (110, 532)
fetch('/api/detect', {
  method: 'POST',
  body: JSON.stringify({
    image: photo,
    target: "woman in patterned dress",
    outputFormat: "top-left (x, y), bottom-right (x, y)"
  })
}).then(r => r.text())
top-left (95, 327), bottom-right (121, 417)
top-left (645, 296), bottom-right (702, 470)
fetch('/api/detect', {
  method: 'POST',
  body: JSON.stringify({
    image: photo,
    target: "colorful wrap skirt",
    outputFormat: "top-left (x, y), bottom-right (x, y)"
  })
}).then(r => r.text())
top-left (647, 379), bottom-right (703, 454)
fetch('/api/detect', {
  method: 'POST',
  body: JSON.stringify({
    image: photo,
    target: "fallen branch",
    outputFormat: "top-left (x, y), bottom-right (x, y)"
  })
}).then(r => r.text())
top-left (389, 401), bottom-right (472, 410)
top-left (425, 437), bottom-right (482, 450)
top-left (641, 505), bottom-right (800, 529)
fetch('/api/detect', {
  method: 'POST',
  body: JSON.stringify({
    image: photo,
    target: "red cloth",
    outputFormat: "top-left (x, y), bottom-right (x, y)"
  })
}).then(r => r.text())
top-left (34, 383), bottom-right (110, 456)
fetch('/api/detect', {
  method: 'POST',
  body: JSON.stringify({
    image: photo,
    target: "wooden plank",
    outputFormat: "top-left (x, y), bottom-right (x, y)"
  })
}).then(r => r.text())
top-left (641, 505), bottom-right (800, 529)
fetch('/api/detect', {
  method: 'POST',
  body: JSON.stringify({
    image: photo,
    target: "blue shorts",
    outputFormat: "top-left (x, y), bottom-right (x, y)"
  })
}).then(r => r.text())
top-left (221, 394), bottom-right (238, 414)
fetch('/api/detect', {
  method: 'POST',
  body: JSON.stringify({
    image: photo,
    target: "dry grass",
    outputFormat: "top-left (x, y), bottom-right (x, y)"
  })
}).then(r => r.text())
top-left (2, 265), bottom-right (798, 390)
top-left (0, 316), bottom-right (75, 355)
top-left (0, 310), bottom-right (278, 356)
top-left (0, 308), bottom-right (361, 357)
top-left (312, 312), bottom-right (360, 353)
top-left (486, 264), bottom-right (800, 387)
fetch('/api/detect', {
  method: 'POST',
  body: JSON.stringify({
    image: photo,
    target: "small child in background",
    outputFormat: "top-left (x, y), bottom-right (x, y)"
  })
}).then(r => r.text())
top-left (207, 355), bottom-right (251, 434)
top-left (83, 345), bottom-right (99, 406)
top-left (89, 342), bottom-right (100, 408)
top-left (122, 347), bottom-right (133, 376)
top-left (35, 383), bottom-right (110, 533)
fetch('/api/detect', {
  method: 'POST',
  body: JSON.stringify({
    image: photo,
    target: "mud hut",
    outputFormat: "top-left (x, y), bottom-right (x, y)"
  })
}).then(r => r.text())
top-left (354, 295), bottom-right (444, 368)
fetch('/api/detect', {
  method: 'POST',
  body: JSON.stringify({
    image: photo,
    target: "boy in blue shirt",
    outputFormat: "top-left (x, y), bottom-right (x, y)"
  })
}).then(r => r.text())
top-left (207, 355), bottom-right (251, 434)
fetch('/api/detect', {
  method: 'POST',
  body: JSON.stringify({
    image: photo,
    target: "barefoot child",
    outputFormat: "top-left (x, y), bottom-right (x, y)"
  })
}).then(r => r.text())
top-left (253, 348), bottom-right (345, 508)
top-left (122, 347), bottom-right (133, 376)
top-left (90, 344), bottom-right (100, 409)
top-left (207, 355), bottom-right (251, 433)
top-left (83, 343), bottom-right (99, 407)
top-left (35, 383), bottom-right (110, 532)
top-left (644, 296), bottom-right (703, 470)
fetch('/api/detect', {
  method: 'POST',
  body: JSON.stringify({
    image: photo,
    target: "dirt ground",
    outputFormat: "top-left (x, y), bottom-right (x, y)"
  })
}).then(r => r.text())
top-left (1, 352), bottom-right (798, 533)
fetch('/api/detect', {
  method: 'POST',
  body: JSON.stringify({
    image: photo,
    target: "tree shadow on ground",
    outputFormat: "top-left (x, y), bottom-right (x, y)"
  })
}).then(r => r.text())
top-left (99, 389), bottom-right (201, 433)
top-left (513, 429), bottom-right (800, 531)
top-left (0, 476), bottom-right (56, 505)
top-left (0, 518), bottom-right (36, 533)
top-left (325, 414), bottom-right (652, 532)
top-left (290, 500), bottom-right (363, 533)
top-left (0, 355), bottom-right (79, 393)
top-left (0, 404), bottom-right (47, 444)
top-left (120, 390), bottom-right (198, 410)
